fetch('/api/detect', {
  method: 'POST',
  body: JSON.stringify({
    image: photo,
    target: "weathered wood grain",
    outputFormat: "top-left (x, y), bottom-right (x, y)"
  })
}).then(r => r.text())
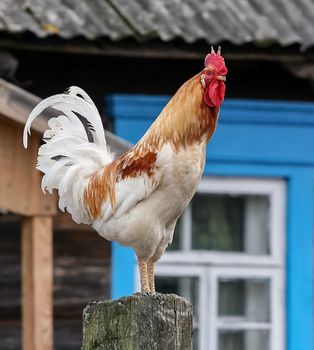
top-left (0, 120), bottom-right (56, 216)
top-left (82, 293), bottom-right (193, 350)
top-left (22, 216), bottom-right (53, 350)
top-left (0, 214), bottom-right (111, 350)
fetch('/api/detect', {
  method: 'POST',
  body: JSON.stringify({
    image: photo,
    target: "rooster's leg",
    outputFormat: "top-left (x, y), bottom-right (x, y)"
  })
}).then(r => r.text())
top-left (138, 259), bottom-right (150, 292)
top-left (147, 259), bottom-right (155, 293)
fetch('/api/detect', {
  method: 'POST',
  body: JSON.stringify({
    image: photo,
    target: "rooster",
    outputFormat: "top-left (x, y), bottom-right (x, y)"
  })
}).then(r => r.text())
top-left (23, 47), bottom-right (227, 293)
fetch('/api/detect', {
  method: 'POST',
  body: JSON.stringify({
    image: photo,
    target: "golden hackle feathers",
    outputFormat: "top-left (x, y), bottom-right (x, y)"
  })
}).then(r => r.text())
top-left (143, 73), bottom-right (219, 150)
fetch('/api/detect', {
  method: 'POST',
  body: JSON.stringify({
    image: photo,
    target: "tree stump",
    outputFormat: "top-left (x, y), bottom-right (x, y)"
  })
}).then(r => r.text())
top-left (82, 293), bottom-right (193, 350)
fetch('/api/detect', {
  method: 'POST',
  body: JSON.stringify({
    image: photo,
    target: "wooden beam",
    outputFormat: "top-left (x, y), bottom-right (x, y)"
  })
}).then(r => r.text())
top-left (22, 216), bottom-right (53, 350)
top-left (0, 78), bottom-right (48, 134)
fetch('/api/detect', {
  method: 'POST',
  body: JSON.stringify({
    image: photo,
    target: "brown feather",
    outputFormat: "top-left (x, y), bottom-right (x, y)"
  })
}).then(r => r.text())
top-left (84, 151), bottom-right (158, 218)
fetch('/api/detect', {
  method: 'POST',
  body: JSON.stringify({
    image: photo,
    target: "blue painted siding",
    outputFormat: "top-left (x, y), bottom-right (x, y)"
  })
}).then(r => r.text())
top-left (111, 242), bottom-right (136, 299)
top-left (107, 95), bottom-right (314, 350)
top-left (116, 118), bottom-right (314, 166)
top-left (208, 123), bottom-right (314, 165)
top-left (107, 96), bottom-right (314, 128)
top-left (286, 170), bottom-right (314, 350)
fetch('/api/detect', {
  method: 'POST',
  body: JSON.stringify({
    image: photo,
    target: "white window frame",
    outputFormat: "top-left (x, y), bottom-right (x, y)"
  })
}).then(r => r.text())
top-left (209, 267), bottom-right (285, 350)
top-left (154, 177), bottom-right (286, 350)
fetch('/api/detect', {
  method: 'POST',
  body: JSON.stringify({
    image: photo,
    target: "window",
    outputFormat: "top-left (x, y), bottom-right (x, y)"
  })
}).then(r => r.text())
top-left (154, 178), bottom-right (285, 350)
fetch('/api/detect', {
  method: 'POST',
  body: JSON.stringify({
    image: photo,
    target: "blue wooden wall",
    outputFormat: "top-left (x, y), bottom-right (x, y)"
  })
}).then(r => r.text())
top-left (106, 95), bottom-right (314, 350)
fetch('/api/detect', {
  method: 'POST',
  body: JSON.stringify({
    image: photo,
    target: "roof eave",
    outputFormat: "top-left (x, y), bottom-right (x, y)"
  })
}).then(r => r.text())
top-left (0, 78), bottom-right (131, 154)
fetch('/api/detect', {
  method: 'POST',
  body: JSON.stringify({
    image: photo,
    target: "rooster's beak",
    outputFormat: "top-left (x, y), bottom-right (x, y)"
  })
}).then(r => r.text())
top-left (217, 75), bottom-right (226, 81)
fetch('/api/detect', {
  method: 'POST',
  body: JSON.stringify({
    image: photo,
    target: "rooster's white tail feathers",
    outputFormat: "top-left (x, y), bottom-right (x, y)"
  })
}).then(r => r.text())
top-left (23, 87), bottom-right (114, 224)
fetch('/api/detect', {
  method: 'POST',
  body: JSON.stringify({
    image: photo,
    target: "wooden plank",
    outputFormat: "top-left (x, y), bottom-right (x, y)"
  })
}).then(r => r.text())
top-left (22, 216), bottom-right (53, 350)
top-left (0, 120), bottom-right (56, 216)
top-left (0, 121), bottom-right (15, 213)
top-left (12, 126), bottom-right (39, 214)
top-left (0, 78), bottom-right (47, 134)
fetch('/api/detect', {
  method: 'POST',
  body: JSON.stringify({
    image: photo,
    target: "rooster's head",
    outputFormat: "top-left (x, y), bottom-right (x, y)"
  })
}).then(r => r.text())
top-left (201, 47), bottom-right (227, 108)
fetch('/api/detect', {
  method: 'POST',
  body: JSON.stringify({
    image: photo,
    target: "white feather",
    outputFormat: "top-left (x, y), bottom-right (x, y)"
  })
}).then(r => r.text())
top-left (23, 87), bottom-right (114, 225)
top-left (23, 88), bottom-right (106, 149)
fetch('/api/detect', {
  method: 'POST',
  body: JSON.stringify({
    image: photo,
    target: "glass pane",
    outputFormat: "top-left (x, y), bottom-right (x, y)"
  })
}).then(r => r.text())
top-left (218, 278), bottom-right (270, 322)
top-left (219, 330), bottom-right (269, 350)
top-left (155, 276), bottom-right (199, 346)
top-left (191, 193), bottom-right (270, 254)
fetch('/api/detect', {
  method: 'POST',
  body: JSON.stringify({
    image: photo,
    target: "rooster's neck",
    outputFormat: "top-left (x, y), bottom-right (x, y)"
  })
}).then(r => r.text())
top-left (140, 73), bottom-right (220, 152)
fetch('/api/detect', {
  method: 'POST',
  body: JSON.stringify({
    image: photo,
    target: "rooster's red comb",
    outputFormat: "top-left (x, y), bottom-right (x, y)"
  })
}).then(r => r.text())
top-left (204, 46), bottom-right (227, 75)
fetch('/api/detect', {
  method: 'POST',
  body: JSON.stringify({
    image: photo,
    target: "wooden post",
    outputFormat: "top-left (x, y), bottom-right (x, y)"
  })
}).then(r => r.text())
top-left (82, 293), bottom-right (193, 350)
top-left (22, 216), bottom-right (53, 350)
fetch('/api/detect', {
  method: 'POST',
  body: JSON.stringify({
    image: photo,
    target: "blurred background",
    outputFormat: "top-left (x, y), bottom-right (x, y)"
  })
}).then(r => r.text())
top-left (0, 1), bottom-right (313, 350)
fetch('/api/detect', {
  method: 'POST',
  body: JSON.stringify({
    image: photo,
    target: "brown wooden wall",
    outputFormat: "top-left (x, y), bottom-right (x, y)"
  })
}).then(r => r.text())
top-left (0, 118), bottom-right (56, 218)
top-left (0, 213), bottom-right (111, 350)
top-left (0, 216), bottom-right (21, 350)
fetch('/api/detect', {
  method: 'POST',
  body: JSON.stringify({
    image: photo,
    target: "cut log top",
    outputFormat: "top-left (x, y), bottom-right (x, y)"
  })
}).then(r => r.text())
top-left (82, 293), bottom-right (193, 350)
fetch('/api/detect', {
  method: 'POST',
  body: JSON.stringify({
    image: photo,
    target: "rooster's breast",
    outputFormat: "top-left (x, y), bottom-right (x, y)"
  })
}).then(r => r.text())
top-left (92, 141), bottom-right (206, 260)
top-left (158, 142), bottom-right (206, 217)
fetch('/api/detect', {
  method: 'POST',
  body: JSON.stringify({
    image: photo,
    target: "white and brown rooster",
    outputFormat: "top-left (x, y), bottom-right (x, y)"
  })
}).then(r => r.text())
top-left (23, 48), bottom-right (227, 293)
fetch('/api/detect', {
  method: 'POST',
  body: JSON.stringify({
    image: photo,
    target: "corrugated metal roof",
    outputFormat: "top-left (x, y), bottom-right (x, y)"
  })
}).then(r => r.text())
top-left (0, 0), bottom-right (313, 49)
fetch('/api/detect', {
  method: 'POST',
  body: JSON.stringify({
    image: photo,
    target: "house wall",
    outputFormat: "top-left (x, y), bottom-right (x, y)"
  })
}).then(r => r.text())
top-left (108, 95), bottom-right (314, 350)
top-left (0, 213), bottom-right (111, 350)
top-left (0, 216), bottom-right (22, 350)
